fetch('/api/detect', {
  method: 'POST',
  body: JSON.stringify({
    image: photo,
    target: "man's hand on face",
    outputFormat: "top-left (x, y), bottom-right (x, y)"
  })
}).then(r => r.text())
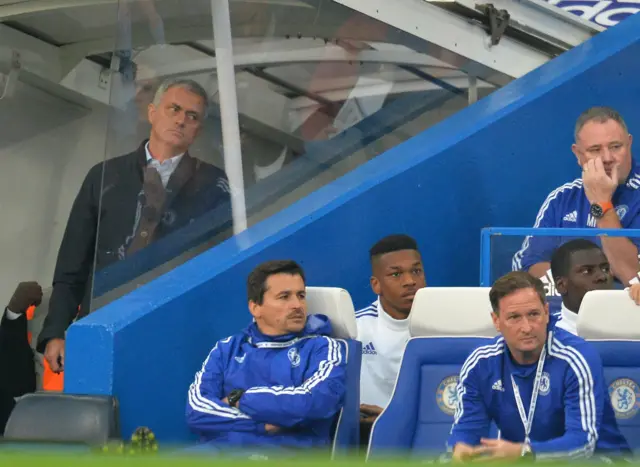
top-left (582, 157), bottom-right (618, 204)
top-left (471, 438), bottom-right (524, 461)
top-left (360, 403), bottom-right (384, 424)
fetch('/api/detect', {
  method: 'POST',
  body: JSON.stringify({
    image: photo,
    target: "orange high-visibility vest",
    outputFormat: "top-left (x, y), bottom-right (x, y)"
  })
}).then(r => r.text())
top-left (36, 302), bottom-right (82, 392)
top-left (25, 305), bottom-right (63, 391)
top-left (26, 304), bottom-right (64, 392)
top-left (25, 305), bottom-right (35, 345)
top-left (43, 359), bottom-right (64, 392)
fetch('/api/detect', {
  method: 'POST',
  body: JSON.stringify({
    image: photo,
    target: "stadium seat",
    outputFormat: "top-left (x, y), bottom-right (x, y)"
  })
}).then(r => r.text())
top-left (3, 393), bottom-right (121, 446)
top-left (306, 287), bottom-right (357, 339)
top-left (369, 287), bottom-right (497, 459)
top-left (408, 287), bottom-right (496, 337)
top-left (577, 290), bottom-right (640, 454)
top-left (306, 287), bottom-right (361, 456)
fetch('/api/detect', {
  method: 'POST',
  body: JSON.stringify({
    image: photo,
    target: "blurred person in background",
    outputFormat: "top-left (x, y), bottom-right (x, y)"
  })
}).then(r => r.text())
top-left (1, 282), bottom-right (41, 434)
top-left (37, 78), bottom-right (231, 383)
top-left (513, 107), bottom-right (640, 292)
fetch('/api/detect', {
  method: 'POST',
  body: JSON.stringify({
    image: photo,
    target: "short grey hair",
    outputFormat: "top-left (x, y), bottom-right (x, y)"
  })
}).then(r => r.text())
top-left (152, 78), bottom-right (210, 118)
top-left (574, 106), bottom-right (628, 141)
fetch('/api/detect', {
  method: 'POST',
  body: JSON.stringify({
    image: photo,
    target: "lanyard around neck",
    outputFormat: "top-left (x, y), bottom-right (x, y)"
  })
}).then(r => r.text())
top-left (510, 345), bottom-right (546, 445)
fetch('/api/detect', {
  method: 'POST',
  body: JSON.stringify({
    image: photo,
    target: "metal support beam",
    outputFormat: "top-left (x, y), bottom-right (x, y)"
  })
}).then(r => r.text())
top-left (0, 0), bottom-right (313, 20)
top-left (0, 0), bottom-right (116, 21)
top-left (468, 75), bottom-right (478, 105)
top-left (332, 0), bottom-right (554, 86)
top-left (117, 45), bottom-right (458, 81)
top-left (211, 0), bottom-right (247, 234)
top-left (289, 76), bottom-right (492, 108)
top-left (0, 24), bottom-right (305, 150)
top-left (0, 23), bottom-right (112, 106)
top-left (452, 0), bottom-right (603, 49)
top-left (0, 50), bottom-right (20, 100)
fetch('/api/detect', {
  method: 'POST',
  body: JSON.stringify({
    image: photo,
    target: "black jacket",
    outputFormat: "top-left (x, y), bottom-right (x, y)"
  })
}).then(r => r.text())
top-left (0, 312), bottom-right (35, 434)
top-left (37, 142), bottom-right (231, 351)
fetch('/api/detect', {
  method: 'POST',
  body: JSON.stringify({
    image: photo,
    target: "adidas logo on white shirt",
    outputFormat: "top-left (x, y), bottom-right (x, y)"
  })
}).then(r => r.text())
top-left (492, 379), bottom-right (504, 392)
top-left (563, 210), bottom-right (577, 222)
top-left (362, 342), bottom-right (378, 355)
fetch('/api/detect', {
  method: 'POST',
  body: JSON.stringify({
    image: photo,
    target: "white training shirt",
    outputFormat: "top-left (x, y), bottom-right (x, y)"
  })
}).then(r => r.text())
top-left (356, 298), bottom-right (410, 408)
top-left (555, 302), bottom-right (578, 335)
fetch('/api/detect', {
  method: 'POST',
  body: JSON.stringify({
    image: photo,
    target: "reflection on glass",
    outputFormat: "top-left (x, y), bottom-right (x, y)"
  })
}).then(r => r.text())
top-left (0, 0), bottom-right (503, 369)
top-left (92, 0), bottom-right (500, 305)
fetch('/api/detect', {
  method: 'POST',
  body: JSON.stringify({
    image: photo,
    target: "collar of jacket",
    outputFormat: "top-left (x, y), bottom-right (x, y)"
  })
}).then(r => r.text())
top-left (135, 139), bottom-right (194, 169)
top-left (135, 139), bottom-right (199, 194)
top-left (244, 314), bottom-right (333, 348)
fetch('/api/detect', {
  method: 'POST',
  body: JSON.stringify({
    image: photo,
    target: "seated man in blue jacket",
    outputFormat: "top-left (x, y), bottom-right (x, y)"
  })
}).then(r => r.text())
top-left (448, 271), bottom-right (629, 462)
top-left (186, 260), bottom-right (347, 452)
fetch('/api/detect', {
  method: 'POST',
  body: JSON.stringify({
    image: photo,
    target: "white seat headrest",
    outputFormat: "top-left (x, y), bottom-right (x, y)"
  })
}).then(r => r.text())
top-left (577, 290), bottom-right (640, 340)
top-left (306, 287), bottom-right (357, 339)
top-left (409, 287), bottom-right (497, 337)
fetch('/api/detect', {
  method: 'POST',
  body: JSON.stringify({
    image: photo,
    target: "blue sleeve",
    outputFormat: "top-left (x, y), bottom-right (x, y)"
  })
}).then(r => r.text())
top-left (447, 359), bottom-right (491, 448)
top-left (186, 338), bottom-right (266, 435)
top-left (622, 209), bottom-right (640, 252)
top-left (512, 192), bottom-right (561, 272)
top-left (205, 173), bottom-right (232, 235)
top-left (239, 337), bottom-right (347, 428)
top-left (530, 344), bottom-right (601, 459)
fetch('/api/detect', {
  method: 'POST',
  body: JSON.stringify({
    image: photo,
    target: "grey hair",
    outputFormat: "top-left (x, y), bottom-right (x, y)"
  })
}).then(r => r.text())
top-left (152, 78), bottom-right (210, 118)
top-left (574, 106), bottom-right (628, 141)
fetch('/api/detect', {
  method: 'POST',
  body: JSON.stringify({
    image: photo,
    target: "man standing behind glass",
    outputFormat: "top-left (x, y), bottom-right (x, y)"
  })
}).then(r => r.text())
top-left (37, 78), bottom-right (231, 378)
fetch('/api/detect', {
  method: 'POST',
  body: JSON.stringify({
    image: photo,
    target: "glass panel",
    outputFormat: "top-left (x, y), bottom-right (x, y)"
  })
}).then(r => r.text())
top-left (489, 230), bottom-right (636, 314)
top-left (91, 0), bottom-right (227, 309)
top-left (90, 0), bottom-right (502, 309)
top-left (490, 234), bottom-right (530, 286)
top-left (224, 1), bottom-right (497, 226)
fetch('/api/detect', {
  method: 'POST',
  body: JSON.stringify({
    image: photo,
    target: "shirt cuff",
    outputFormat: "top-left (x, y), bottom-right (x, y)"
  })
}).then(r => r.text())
top-left (5, 308), bottom-right (22, 320)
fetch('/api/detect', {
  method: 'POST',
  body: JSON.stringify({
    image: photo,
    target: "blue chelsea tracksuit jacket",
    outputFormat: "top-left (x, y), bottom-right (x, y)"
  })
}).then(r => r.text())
top-left (186, 314), bottom-right (347, 449)
top-left (448, 326), bottom-right (630, 458)
top-left (513, 164), bottom-right (640, 272)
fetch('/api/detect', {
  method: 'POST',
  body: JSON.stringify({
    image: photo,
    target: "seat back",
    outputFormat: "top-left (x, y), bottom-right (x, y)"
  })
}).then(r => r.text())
top-left (4, 393), bottom-right (120, 446)
top-left (578, 290), bottom-right (640, 340)
top-left (306, 287), bottom-right (357, 339)
top-left (306, 287), bottom-right (360, 454)
top-left (368, 337), bottom-right (494, 458)
top-left (330, 338), bottom-right (362, 457)
top-left (409, 287), bottom-right (496, 337)
top-left (370, 287), bottom-right (498, 458)
top-left (578, 291), bottom-right (640, 453)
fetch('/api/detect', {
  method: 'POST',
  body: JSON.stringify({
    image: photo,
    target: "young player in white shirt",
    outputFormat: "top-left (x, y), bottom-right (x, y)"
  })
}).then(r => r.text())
top-left (356, 234), bottom-right (426, 439)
